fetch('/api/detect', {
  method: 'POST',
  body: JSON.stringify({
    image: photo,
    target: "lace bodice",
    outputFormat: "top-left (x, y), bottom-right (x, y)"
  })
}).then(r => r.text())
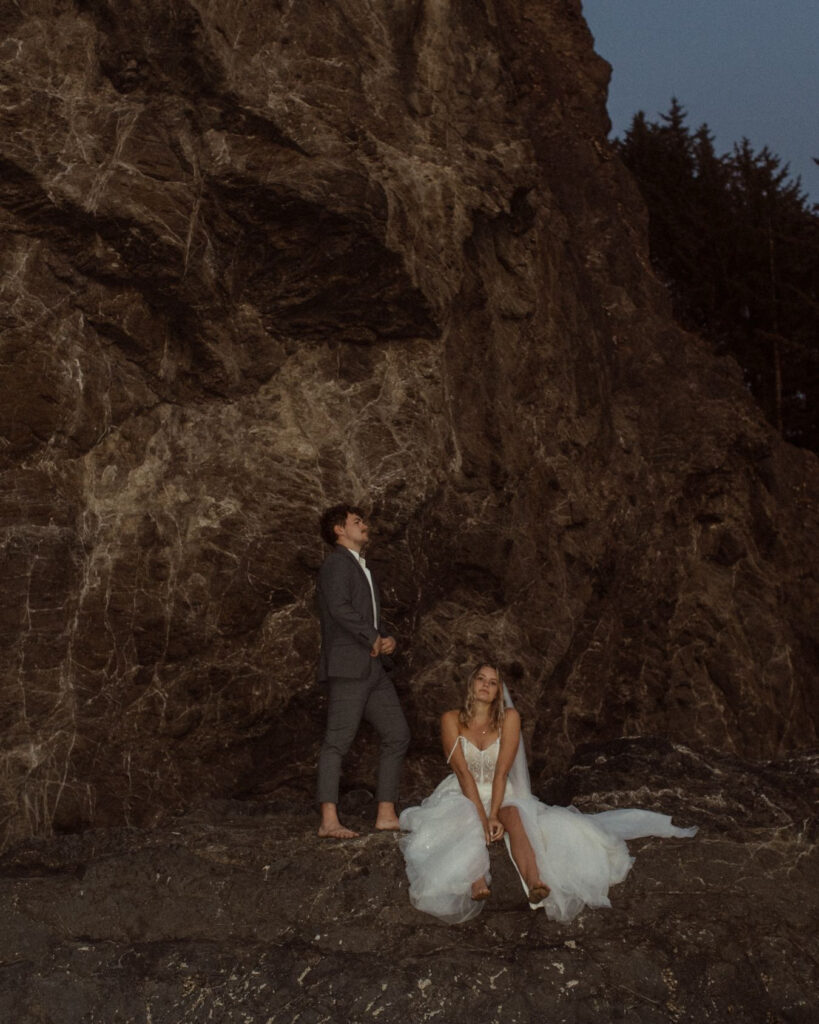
top-left (447, 735), bottom-right (500, 785)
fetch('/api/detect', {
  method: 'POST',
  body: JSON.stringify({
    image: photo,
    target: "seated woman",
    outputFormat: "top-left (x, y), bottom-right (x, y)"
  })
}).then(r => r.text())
top-left (399, 661), bottom-right (697, 925)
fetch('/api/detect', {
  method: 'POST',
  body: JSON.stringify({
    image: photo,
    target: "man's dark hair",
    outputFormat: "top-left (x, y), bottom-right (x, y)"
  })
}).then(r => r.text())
top-left (320, 504), bottom-right (365, 546)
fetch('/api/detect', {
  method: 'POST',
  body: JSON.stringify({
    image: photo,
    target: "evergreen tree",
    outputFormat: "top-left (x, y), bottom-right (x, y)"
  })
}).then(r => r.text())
top-left (617, 103), bottom-right (819, 451)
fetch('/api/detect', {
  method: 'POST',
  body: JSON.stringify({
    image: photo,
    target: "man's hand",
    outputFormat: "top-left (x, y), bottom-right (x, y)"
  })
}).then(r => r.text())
top-left (370, 635), bottom-right (397, 657)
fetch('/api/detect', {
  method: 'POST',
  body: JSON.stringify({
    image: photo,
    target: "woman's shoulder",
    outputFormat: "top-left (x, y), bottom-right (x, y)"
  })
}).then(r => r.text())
top-left (503, 707), bottom-right (521, 727)
top-left (442, 708), bottom-right (460, 733)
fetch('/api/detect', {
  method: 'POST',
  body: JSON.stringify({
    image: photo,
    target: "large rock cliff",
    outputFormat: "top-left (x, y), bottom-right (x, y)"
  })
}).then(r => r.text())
top-left (1, 0), bottom-right (817, 848)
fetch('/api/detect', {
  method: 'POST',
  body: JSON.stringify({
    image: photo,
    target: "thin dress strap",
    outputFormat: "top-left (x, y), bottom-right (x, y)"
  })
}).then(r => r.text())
top-left (445, 735), bottom-right (463, 764)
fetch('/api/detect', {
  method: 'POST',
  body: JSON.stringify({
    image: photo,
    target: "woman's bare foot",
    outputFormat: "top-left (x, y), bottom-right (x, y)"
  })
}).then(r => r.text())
top-left (471, 877), bottom-right (491, 901)
top-left (527, 881), bottom-right (550, 903)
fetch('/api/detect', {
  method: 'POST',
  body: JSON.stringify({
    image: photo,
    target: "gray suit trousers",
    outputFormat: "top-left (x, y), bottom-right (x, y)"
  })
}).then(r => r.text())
top-left (316, 658), bottom-right (410, 805)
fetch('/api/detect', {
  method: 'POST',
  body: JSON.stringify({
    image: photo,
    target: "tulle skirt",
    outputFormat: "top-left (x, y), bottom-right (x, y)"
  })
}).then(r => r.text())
top-left (398, 774), bottom-right (697, 924)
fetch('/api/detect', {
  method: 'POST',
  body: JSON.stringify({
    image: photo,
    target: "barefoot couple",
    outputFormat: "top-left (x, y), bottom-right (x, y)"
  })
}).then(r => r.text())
top-left (315, 504), bottom-right (696, 924)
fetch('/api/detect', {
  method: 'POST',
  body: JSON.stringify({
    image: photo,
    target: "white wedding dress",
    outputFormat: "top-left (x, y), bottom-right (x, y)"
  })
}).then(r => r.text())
top-left (399, 723), bottom-right (697, 925)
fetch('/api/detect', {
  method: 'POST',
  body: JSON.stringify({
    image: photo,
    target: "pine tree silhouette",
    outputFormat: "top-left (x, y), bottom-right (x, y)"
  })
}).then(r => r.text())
top-left (617, 102), bottom-right (819, 450)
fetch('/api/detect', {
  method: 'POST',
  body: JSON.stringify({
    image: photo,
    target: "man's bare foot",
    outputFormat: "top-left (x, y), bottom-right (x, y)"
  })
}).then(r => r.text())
top-left (375, 801), bottom-right (401, 831)
top-left (471, 877), bottom-right (491, 901)
top-left (318, 802), bottom-right (358, 839)
top-left (318, 822), bottom-right (359, 839)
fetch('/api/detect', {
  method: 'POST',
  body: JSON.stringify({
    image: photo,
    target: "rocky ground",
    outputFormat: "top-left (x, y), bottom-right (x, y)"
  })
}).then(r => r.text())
top-left (2, 740), bottom-right (816, 1023)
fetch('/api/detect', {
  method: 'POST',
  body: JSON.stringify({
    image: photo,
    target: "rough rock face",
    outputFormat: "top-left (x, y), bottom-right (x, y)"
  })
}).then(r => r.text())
top-left (1, 0), bottom-right (818, 848)
top-left (1, 743), bottom-right (816, 1023)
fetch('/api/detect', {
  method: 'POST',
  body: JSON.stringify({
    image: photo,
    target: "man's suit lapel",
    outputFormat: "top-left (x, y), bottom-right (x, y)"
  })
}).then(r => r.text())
top-left (342, 546), bottom-right (379, 629)
top-left (336, 547), bottom-right (376, 625)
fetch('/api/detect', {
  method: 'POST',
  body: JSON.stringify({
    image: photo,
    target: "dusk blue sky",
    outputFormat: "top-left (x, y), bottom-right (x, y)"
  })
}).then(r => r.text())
top-left (582, 0), bottom-right (819, 204)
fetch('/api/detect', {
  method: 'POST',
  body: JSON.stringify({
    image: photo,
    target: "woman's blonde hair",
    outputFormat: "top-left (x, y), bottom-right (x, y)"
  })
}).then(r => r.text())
top-left (458, 661), bottom-right (505, 730)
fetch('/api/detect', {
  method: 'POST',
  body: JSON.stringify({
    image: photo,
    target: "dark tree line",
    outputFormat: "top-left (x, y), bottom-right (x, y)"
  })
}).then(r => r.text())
top-left (617, 100), bottom-right (819, 451)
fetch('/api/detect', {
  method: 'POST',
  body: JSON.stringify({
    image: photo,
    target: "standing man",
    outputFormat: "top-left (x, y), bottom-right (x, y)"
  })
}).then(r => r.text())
top-left (316, 504), bottom-right (410, 838)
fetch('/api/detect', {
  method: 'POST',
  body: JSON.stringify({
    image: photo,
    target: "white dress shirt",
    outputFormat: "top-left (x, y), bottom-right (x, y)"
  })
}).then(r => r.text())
top-left (347, 547), bottom-right (378, 628)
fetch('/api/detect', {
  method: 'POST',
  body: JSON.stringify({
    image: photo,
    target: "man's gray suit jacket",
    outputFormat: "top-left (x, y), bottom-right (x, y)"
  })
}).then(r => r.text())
top-left (317, 545), bottom-right (387, 682)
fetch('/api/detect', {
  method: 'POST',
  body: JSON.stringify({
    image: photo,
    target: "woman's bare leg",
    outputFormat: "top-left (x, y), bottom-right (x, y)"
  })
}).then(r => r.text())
top-left (498, 806), bottom-right (549, 896)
